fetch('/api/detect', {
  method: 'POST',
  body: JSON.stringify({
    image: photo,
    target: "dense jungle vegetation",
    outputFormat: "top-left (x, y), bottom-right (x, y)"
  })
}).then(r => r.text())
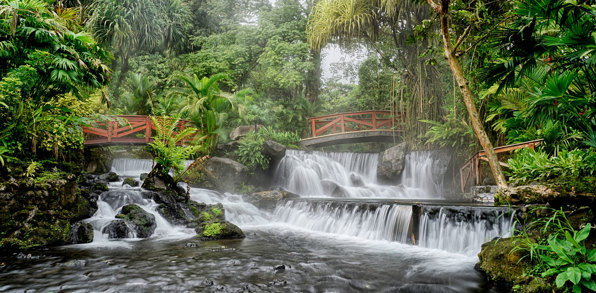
top-left (0, 0), bottom-right (595, 200)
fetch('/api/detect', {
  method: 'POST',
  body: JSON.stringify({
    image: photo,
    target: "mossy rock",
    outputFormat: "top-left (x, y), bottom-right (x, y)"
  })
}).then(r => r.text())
top-left (195, 220), bottom-right (244, 241)
top-left (122, 177), bottom-right (139, 187)
top-left (116, 204), bottom-right (156, 238)
top-left (495, 184), bottom-right (596, 207)
top-left (477, 237), bottom-right (553, 293)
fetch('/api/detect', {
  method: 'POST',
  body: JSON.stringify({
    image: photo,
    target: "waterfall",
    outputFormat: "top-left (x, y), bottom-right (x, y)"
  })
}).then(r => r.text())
top-left (111, 158), bottom-right (195, 178)
top-left (273, 200), bottom-right (413, 243)
top-left (417, 206), bottom-right (515, 256)
top-left (401, 152), bottom-right (448, 196)
top-left (85, 189), bottom-right (192, 244)
top-left (274, 150), bottom-right (446, 199)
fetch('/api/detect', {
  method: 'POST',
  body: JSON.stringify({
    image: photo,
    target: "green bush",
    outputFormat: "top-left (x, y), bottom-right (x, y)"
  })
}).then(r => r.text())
top-left (235, 127), bottom-right (300, 170)
top-left (507, 148), bottom-right (596, 184)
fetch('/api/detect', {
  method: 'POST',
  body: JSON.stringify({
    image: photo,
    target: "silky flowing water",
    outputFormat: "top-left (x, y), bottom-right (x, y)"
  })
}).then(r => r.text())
top-left (0, 151), bottom-right (512, 292)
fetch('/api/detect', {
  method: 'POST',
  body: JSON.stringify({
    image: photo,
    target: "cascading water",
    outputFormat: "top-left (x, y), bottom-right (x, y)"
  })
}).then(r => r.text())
top-left (273, 200), bottom-right (412, 243)
top-left (274, 150), bottom-right (446, 198)
top-left (417, 206), bottom-right (515, 256)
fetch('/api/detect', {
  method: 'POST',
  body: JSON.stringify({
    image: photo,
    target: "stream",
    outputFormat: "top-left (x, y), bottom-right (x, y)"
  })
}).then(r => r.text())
top-left (0, 150), bottom-right (512, 292)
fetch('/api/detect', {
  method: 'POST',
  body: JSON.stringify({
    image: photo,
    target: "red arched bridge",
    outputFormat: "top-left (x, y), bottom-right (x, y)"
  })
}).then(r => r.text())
top-left (83, 115), bottom-right (195, 146)
top-left (301, 111), bottom-right (404, 148)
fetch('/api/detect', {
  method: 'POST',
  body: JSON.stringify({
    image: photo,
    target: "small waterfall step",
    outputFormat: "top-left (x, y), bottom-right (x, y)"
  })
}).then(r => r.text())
top-left (273, 199), bottom-right (514, 256)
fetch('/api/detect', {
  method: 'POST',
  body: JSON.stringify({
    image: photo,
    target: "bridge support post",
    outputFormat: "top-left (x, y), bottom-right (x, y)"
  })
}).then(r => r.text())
top-left (145, 116), bottom-right (151, 143)
top-left (107, 121), bottom-right (113, 143)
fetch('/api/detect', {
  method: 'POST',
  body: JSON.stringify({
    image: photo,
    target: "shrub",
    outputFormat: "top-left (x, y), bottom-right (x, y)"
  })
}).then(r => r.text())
top-left (507, 148), bottom-right (596, 184)
top-left (513, 209), bottom-right (596, 292)
top-left (235, 127), bottom-right (300, 170)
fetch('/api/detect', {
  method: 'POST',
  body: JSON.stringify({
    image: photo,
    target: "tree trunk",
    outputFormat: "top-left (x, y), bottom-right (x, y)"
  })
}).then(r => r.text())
top-left (305, 48), bottom-right (321, 103)
top-left (428, 0), bottom-right (508, 188)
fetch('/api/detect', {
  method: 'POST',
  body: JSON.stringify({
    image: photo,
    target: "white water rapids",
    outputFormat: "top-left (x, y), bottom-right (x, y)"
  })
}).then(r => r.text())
top-left (80, 152), bottom-right (514, 257)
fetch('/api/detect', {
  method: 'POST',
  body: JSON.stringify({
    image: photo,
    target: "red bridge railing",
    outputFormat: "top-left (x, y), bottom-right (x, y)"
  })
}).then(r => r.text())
top-left (459, 139), bottom-right (544, 192)
top-left (308, 111), bottom-right (403, 138)
top-left (83, 115), bottom-right (195, 146)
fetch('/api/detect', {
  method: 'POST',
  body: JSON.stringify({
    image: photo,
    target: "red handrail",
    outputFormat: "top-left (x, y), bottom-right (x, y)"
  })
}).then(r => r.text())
top-left (83, 115), bottom-right (196, 146)
top-left (459, 139), bottom-right (543, 192)
top-left (308, 111), bottom-right (403, 138)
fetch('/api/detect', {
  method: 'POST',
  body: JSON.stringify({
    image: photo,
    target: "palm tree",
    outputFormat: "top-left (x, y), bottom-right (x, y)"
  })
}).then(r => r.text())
top-left (118, 73), bottom-right (156, 115)
top-left (169, 73), bottom-right (233, 150)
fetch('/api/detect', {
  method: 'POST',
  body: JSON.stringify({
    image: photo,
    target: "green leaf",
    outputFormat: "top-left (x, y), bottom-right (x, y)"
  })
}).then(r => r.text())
top-left (572, 284), bottom-right (581, 293)
top-left (575, 223), bottom-right (591, 243)
top-left (567, 267), bottom-right (582, 285)
top-left (556, 271), bottom-right (569, 288)
top-left (542, 268), bottom-right (559, 277)
top-left (581, 279), bottom-right (596, 291)
top-left (588, 249), bottom-right (596, 262)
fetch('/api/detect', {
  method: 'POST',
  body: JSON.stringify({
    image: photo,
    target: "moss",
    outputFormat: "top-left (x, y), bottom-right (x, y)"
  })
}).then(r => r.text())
top-left (200, 211), bottom-right (212, 222)
top-left (202, 222), bottom-right (222, 237)
top-left (211, 207), bottom-right (222, 217)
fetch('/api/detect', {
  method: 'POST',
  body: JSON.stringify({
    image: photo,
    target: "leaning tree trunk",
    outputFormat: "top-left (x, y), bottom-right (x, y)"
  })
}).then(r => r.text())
top-left (427, 0), bottom-right (508, 189)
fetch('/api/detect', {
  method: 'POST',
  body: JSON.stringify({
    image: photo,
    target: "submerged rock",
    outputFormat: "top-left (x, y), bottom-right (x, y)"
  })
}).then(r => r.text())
top-left (116, 204), bottom-right (156, 238)
top-left (69, 222), bottom-right (94, 244)
top-left (377, 142), bottom-right (408, 182)
top-left (99, 172), bottom-right (120, 182)
top-left (243, 189), bottom-right (299, 210)
top-left (102, 220), bottom-right (133, 239)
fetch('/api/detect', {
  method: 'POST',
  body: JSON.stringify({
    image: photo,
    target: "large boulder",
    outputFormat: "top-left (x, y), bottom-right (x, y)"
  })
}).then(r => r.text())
top-left (116, 204), bottom-right (156, 238)
top-left (243, 189), bottom-right (299, 210)
top-left (263, 140), bottom-right (286, 162)
top-left (102, 220), bottom-right (134, 239)
top-left (377, 142), bottom-right (408, 182)
top-left (69, 222), bottom-right (94, 244)
top-left (229, 125), bottom-right (256, 141)
top-left (202, 157), bottom-right (248, 193)
top-left (495, 184), bottom-right (596, 207)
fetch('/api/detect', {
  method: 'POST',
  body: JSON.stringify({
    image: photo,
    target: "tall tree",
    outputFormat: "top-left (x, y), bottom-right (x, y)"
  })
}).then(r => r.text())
top-left (424, 0), bottom-right (507, 188)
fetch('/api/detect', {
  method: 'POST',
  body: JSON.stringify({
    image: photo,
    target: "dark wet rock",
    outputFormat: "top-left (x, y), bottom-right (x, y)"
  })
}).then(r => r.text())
top-left (116, 204), bottom-right (156, 238)
top-left (274, 264), bottom-right (286, 271)
top-left (102, 220), bottom-right (133, 239)
top-left (84, 148), bottom-right (112, 174)
top-left (140, 173), bottom-right (148, 181)
top-left (69, 222), bottom-right (94, 244)
top-left (263, 140), bottom-right (286, 162)
top-left (99, 172), bottom-right (119, 182)
top-left (93, 182), bottom-right (109, 192)
top-left (122, 177), bottom-right (139, 187)
top-left (201, 157), bottom-right (248, 193)
top-left (185, 242), bottom-right (198, 248)
top-left (141, 165), bottom-right (185, 198)
top-left (377, 142), bottom-right (408, 182)
top-left (243, 189), bottom-right (299, 211)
